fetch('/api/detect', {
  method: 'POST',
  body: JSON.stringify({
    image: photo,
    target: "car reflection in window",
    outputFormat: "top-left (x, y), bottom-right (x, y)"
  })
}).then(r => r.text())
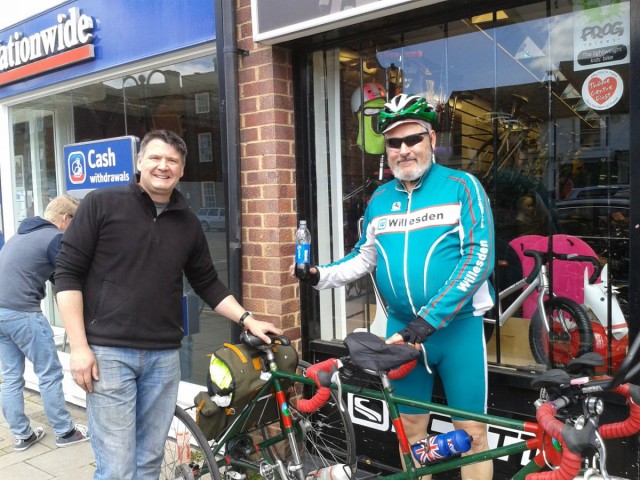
top-left (556, 191), bottom-right (629, 314)
top-left (196, 207), bottom-right (226, 232)
top-left (563, 184), bottom-right (629, 201)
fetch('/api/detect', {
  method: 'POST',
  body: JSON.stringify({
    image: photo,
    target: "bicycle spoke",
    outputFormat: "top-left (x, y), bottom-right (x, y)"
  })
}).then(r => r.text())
top-left (529, 296), bottom-right (593, 369)
top-left (162, 406), bottom-right (220, 480)
top-left (287, 361), bottom-right (357, 476)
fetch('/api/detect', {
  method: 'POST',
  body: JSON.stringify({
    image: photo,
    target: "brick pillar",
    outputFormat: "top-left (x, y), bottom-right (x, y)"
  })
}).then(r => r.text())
top-left (236, 0), bottom-right (301, 346)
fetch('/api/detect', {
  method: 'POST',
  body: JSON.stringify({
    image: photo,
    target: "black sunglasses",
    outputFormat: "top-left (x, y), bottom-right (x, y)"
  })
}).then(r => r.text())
top-left (385, 131), bottom-right (430, 149)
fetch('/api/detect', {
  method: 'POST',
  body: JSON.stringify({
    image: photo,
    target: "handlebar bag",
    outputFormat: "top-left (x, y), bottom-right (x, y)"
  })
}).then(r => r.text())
top-left (195, 342), bottom-right (298, 440)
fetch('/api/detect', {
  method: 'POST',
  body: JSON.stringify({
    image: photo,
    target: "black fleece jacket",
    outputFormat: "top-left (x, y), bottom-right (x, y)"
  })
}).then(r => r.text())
top-left (55, 178), bottom-right (231, 349)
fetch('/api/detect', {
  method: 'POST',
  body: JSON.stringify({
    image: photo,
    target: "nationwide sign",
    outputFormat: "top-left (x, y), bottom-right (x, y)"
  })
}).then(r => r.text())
top-left (64, 136), bottom-right (138, 199)
top-left (0, 7), bottom-right (95, 86)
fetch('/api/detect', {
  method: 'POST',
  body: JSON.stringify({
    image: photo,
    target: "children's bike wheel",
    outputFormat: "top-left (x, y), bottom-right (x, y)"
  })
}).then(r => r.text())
top-left (161, 405), bottom-right (220, 480)
top-left (529, 296), bottom-right (594, 368)
top-left (285, 360), bottom-right (358, 478)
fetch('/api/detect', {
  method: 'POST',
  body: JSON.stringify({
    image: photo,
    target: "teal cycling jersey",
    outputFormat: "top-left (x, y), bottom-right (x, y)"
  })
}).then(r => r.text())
top-left (316, 163), bottom-right (495, 331)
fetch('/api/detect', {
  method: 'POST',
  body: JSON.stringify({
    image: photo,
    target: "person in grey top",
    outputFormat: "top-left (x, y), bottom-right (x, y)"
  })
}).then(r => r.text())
top-left (0, 195), bottom-right (90, 451)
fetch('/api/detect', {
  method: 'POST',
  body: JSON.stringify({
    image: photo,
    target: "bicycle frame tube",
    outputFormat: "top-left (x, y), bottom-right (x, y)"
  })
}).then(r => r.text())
top-left (273, 370), bottom-right (541, 477)
top-left (535, 265), bottom-right (553, 334)
top-left (497, 275), bottom-right (541, 326)
top-left (211, 375), bottom-right (293, 469)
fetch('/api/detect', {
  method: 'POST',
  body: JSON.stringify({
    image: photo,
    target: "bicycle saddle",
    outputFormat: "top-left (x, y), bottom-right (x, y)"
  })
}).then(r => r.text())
top-left (530, 369), bottom-right (571, 389)
top-left (344, 332), bottom-right (420, 371)
top-left (240, 331), bottom-right (292, 348)
top-left (567, 352), bottom-right (604, 374)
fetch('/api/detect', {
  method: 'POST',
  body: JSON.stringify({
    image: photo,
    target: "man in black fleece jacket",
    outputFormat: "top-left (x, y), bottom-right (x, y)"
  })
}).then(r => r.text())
top-left (55, 129), bottom-right (281, 480)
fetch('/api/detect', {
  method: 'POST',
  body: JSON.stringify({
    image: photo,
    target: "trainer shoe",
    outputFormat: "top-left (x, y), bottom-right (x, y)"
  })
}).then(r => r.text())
top-left (55, 423), bottom-right (90, 447)
top-left (14, 427), bottom-right (46, 451)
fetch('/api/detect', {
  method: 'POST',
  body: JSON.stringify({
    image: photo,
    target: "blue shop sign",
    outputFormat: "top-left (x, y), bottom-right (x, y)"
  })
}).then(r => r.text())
top-left (0, 0), bottom-right (216, 99)
top-left (64, 136), bottom-right (138, 198)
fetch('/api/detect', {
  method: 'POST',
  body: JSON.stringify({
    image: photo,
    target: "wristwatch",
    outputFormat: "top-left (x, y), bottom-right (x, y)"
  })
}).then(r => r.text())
top-left (238, 311), bottom-right (253, 329)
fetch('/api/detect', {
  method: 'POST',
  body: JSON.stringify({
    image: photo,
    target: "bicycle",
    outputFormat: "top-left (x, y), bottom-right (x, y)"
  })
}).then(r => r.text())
top-left (161, 328), bottom-right (640, 480)
top-left (162, 332), bottom-right (356, 480)
top-left (466, 94), bottom-right (545, 182)
top-left (485, 248), bottom-right (604, 369)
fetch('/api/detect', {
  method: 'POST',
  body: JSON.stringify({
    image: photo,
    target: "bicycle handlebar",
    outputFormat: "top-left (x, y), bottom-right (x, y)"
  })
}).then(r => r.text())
top-left (523, 249), bottom-right (602, 285)
top-left (388, 359), bottom-right (418, 380)
top-left (294, 354), bottom-right (417, 413)
top-left (239, 331), bottom-right (291, 348)
top-left (527, 383), bottom-right (640, 479)
top-left (599, 383), bottom-right (640, 439)
top-left (296, 358), bottom-right (338, 413)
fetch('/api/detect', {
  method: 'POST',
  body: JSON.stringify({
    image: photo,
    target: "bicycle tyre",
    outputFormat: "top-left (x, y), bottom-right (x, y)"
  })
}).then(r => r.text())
top-left (161, 405), bottom-right (221, 480)
top-left (529, 296), bottom-right (594, 368)
top-left (286, 360), bottom-right (358, 477)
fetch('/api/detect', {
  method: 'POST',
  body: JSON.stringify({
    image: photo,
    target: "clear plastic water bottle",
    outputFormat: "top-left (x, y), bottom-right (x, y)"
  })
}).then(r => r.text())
top-left (410, 429), bottom-right (473, 465)
top-left (306, 464), bottom-right (351, 480)
top-left (295, 220), bottom-right (312, 278)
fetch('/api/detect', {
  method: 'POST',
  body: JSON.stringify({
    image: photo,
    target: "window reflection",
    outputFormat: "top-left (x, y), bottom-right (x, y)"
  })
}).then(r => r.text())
top-left (8, 53), bottom-right (228, 384)
top-left (313, 1), bottom-right (630, 374)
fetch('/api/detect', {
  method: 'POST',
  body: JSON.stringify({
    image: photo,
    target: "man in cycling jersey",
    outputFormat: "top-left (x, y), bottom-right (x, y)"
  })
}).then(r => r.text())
top-left (295, 93), bottom-right (495, 480)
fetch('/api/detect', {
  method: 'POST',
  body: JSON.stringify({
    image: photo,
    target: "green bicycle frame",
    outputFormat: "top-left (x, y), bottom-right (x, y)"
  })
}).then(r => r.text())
top-left (208, 365), bottom-right (545, 479)
top-left (276, 369), bottom-right (544, 479)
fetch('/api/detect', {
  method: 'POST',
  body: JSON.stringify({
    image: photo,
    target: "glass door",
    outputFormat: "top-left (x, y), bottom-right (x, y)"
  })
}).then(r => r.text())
top-left (11, 110), bottom-right (56, 225)
top-left (10, 109), bottom-right (65, 331)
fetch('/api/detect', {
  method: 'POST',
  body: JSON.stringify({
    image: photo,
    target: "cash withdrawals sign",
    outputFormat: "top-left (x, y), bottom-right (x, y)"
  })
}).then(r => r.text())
top-left (64, 136), bottom-right (138, 199)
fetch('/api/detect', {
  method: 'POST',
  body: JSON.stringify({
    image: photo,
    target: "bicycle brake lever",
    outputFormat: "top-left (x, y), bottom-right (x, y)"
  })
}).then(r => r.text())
top-left (331, 371), bottom-right (347, 413)
top-left (420, 344), bottom-right (432, 374)
top-left (593, 429), bottom-right (611, 480)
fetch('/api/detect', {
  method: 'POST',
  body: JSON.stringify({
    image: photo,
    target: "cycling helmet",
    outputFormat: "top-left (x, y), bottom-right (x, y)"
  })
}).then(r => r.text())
top-left (351, 82), bottom-right (386, 112)
top-left (378, 93), bottom-right (438, 133)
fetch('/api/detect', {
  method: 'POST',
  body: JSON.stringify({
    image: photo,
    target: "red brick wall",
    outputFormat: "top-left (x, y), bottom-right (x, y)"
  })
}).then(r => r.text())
top-left (236, 0), bottom-right (301, 347)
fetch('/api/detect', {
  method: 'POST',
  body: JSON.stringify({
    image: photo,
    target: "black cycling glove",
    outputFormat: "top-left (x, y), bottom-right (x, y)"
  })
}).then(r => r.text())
top-left (399, 316), bottom-right (436, 344)
top-left (296, 266), bottom-right (320, 286)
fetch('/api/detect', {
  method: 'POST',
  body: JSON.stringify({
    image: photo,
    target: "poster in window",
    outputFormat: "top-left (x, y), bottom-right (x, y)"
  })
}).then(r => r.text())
top-left (573, 2), bottom-right (629, 71)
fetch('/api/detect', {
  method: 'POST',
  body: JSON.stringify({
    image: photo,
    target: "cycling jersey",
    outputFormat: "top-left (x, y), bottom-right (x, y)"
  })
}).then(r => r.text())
top-left (316, 163), bottom-right (495, 332)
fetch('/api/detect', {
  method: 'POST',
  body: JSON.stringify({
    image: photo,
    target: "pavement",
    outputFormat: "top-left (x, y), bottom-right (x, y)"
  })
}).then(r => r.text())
top-left (0, 388), bottom-right (95, 479)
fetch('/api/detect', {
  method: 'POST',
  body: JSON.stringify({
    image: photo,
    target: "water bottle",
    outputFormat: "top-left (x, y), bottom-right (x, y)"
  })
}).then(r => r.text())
top-left (306, 464), bottom-right (351, 480)
top-left (410, 429), bottom-right (473, 465)
top-left (295, 220), bottom-right (312, 278)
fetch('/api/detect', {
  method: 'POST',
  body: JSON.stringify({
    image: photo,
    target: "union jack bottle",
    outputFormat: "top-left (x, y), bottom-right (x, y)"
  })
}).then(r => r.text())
top-left (410, 429), bottom-right (473, 465)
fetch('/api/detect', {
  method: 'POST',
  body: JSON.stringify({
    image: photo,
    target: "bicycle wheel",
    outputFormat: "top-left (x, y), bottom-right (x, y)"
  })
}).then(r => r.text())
top-left (161, 405), bottom-right (221, 480)
top-left (529, 296), bottom-right (594, 368)
top-left (286, 360), bottom-right (358, 477)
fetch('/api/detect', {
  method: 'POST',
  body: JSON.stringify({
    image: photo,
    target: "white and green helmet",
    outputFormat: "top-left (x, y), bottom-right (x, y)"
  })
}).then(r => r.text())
top-left (378, 93), bottom-right (438, 133)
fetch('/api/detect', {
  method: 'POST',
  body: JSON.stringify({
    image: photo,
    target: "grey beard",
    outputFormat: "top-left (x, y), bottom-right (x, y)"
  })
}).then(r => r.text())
top-left (390, 159), bottom-right (431, 182)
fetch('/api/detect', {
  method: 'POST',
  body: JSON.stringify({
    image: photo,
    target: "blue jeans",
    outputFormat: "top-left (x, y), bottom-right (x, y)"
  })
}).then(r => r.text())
top-left (88, 345), bottom-right (180, 480)
top-left (0, 307), bottom-right (75, 439)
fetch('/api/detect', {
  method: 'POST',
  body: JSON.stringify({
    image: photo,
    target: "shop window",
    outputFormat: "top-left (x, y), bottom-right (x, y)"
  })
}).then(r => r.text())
top-left (307, 1), bottom-right (630, 376)
top-left (7, 52), bottom-right (229, 385)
